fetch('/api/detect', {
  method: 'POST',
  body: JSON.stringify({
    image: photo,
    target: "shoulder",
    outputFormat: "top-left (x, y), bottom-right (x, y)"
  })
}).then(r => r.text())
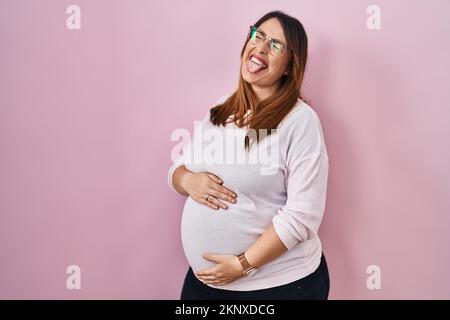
top-left (198, 94), bottom-right (232, 126)
top-left (279, 99), bottom-right (321, 129)
top-left (203, 93), bottom-right (234, 123)
top-left (278, 99), bottom-right (328, 158)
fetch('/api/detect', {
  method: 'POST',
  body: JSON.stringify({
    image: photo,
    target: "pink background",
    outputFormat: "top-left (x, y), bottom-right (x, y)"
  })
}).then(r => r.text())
top-left (1, 0), bottom-right (449, 299)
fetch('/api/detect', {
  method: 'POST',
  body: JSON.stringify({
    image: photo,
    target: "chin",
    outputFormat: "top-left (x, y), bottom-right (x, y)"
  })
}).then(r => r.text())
top-left (241, 68), bottom-right (258, 85)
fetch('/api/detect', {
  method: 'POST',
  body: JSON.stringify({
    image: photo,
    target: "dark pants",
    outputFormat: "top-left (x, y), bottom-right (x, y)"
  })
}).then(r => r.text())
top-left (180, 253), bottom-right (330, 300)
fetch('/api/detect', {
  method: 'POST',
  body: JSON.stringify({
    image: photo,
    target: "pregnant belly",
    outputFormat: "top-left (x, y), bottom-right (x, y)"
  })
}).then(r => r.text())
top-left (180, 196), bottom-right (273, 273)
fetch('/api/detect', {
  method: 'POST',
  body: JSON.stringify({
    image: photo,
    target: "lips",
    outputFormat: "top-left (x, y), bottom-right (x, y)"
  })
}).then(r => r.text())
top-left (250, 54), bottom-right (268, 66)
top-left (246, 54), bottom-right (268, 74)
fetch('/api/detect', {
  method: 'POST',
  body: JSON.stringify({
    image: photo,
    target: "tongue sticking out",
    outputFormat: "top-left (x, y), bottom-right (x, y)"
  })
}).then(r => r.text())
top-left (247, 59), bottom-right (267, 73)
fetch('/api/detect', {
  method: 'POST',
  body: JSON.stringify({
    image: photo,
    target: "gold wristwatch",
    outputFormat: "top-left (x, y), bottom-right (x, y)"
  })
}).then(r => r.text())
top-left (238, 252), bottom-right (257, 276)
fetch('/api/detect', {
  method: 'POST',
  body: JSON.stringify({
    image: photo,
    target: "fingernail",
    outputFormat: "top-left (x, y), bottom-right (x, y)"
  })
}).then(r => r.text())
top-left (222, 205), bottom-right (227, 209)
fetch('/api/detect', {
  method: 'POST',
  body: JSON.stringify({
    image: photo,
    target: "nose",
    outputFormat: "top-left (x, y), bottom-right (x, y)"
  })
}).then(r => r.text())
top-left (255, 39), bottom-right (269, 55)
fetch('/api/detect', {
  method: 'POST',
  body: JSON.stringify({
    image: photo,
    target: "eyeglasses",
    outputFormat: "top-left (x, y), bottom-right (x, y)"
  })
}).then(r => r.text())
top-left (247, 26), bottom-right (292, 56)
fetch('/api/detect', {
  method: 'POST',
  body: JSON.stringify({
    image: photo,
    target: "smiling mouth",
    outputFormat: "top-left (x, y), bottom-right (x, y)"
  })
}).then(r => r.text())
top-left (247, 55), bottom-right (268, 74)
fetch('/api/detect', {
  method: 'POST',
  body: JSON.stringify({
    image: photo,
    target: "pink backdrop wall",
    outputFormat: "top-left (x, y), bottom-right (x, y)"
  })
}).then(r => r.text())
top-left (1, 0), bottom-right (449, 299)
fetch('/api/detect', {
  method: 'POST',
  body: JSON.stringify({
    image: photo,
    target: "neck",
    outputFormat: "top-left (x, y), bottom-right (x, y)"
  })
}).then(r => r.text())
top-left (251, 83), bottom-right (279, 103)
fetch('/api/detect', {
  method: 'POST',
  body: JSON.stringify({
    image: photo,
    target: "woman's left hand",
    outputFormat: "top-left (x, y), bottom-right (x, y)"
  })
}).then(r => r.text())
top-left (196, 253), bottom-right (245, 285)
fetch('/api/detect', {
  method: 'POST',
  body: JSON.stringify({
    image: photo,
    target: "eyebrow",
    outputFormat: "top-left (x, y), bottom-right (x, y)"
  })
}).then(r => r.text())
top-left (258, 27), bottom-right (286, 44)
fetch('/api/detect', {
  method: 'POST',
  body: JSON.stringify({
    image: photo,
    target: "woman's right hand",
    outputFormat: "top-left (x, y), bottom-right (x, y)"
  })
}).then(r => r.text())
top-left (181, 172), bottom-right (237, 210)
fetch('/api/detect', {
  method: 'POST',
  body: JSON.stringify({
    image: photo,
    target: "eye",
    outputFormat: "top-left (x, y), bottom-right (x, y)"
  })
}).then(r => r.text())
top-left (271, 41), bottom-right (284, 54)
top-left (255, 31), bottom-right (265, 40)
top-left (272, 41), bottom-right (284, 51)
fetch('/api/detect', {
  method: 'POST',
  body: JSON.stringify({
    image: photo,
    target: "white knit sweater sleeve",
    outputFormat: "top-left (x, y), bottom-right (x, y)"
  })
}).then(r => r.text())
top-left (272, 110), bottom-right (330, 250)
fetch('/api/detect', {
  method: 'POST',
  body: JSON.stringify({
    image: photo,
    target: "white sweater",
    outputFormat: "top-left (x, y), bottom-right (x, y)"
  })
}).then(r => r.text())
top-left (168, 95), bottom-right (329, 291)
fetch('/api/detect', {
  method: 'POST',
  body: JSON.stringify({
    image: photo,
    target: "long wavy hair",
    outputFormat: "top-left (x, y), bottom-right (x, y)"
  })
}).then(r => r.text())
top-left (210, 10), bottom-right (308, 151)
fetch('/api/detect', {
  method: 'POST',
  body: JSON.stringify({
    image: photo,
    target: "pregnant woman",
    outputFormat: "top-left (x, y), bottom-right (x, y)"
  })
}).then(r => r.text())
top-left (168, 10), bottom-right (330, 300)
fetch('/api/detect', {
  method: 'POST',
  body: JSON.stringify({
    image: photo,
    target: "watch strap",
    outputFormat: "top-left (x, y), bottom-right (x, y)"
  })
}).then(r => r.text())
top-left (238, 252), bottom-right (255, 275)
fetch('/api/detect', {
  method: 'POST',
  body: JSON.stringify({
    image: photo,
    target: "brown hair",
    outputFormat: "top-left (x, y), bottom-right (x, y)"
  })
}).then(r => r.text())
top-left (210, 10), bottom-right (309, 151)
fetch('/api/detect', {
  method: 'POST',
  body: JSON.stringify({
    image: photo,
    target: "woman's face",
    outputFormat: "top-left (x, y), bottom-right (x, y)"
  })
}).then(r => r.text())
top-left (241, 18), bottom-right (291, 90)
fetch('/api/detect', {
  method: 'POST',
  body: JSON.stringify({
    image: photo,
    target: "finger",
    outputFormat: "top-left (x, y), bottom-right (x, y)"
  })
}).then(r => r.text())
top-left (206, 174), bottom-right (237, 198)
top-left (204, 194), bottom-right (228, 210)
top-left (198, 198), bottom-right (219, 210)
top-left (203, 279), bottom-right (225, 285)
top-left (207, 187), bottom-right (236, 204)
top-left (196, 275), bottom-right (216, 281)
top-left (196, 270), bottom-right (215, 277)
top-left (202, 253), bottom-right (222, 263)
top-left (210, 183), bottom-right (237, 199)
top-left (207, 173), bottom-right (223, 185)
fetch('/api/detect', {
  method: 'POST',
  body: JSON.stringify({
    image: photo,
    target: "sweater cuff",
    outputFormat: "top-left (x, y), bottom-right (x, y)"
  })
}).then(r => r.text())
top-left (272, 215), bottom-right (303, 250)
top-left (167, 162), bottom-right (184, 195)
